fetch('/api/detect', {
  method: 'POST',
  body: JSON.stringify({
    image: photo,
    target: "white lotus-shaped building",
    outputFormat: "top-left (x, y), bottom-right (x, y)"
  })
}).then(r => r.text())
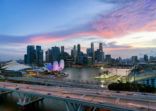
top-left (44, 59), bottom-right (65, 71)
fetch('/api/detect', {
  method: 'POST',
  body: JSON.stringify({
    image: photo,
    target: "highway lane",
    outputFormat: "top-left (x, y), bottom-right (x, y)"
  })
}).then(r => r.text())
top-left (0, 82), bottom-right (156, 111)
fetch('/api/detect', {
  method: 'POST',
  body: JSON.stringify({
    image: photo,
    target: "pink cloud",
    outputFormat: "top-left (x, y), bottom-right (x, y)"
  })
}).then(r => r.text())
top-left (29, 35), bottom-right (64, 44)
top-left (27, 0), bottom-right (156, 44)
top-left (91, 0), bottom-right (156, 38)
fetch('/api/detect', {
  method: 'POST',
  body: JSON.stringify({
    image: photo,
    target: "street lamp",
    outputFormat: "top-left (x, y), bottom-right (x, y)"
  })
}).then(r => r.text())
top-left (133, 65), bottom-right (137, 83)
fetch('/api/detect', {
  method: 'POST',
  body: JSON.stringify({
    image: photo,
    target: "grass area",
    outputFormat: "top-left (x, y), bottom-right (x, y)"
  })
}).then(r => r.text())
top-left (0, 79), bottom-right (5, 82)
top-left (95, 75), bottom-right (123, 83)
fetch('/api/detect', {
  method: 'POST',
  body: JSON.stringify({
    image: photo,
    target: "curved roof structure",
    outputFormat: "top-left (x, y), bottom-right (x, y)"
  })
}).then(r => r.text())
top-left (2, 61), bottom-right (31, 71)
top-left (44, 59), bottom-right (65, 71)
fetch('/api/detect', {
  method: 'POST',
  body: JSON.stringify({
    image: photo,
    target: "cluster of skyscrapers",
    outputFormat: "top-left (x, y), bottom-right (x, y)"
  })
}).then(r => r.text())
top-left (24, 42), bottom-right (106, 66)
top-left (24, 42), bottom-right (155, 67)
top-left (45, 46), bottom-right (70, 63)
top-left (70, 42), bottom-right (105, 65)
top-left (24, 45), bottom-right (43, 66)
top-left (44, 42), bottom-right (105, 66)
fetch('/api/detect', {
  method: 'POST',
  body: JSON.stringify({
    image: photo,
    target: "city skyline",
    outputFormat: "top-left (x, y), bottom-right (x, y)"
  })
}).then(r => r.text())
top-left (24, 43), bottom-right (153, 66)
top-left (1, 0), bottom-right (156, 60)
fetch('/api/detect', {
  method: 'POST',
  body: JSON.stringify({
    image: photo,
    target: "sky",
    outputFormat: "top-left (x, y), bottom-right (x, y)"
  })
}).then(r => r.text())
top-left (0, 0), bottom-right (156, 61)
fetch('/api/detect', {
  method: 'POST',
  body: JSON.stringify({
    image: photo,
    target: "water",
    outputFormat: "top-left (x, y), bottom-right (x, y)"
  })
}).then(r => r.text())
top-left (0, 95), bottom-right (66, 111)
top-left (63, 67), bottom-right (129, 80)
top-left (0, 67), bottom-right (129, 111)
top-left (63, 67), bottom-right (100, 81)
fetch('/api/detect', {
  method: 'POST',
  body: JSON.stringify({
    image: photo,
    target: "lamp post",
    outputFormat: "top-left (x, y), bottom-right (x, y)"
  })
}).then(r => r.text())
top-left (133, 65), bottom-right (137, 83)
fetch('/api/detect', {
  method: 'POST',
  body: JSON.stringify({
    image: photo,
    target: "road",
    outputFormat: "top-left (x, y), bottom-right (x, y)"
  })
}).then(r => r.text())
top-left (0, 82), bottom-right (156, 111)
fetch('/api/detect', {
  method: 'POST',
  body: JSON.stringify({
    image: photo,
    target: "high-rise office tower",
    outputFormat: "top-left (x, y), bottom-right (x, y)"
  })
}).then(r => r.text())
top-left (144, 54), bottom-right (148, 62)
top-left (36, 46), bottom-right (43, 66)
top-left (87, 48), bottom-right (92, 57)
top-left (99, 42), bottom-right (103, 51)
top-left (131, 56), bottom-right (138, 65)
top-left (60, 46), bottom-right (65, 60)
top-left (73, 45), bottom-right (77, 63)
top-left (76, 44), bottom-right (84, 64)
top-left (52, 46), bottom-right (60, 61)
top-left (105, 54), bottom-right (112, 64)
top-left (24, 54), bottom-right (28, 64)
top-left (26, 45), bottom-right (36, 65)
top-left (45, 49), bottom-right (52, 63)
top-left (24, 45), bottom-right (43, 66)
top-left (95, 43), bottom-right (104, 63)
top-left (77, 44), bottom-right (81, 55)
top-left (91, 42), bottom-right (95, 63)
top-left (61, 46), bottom-right (64, 54)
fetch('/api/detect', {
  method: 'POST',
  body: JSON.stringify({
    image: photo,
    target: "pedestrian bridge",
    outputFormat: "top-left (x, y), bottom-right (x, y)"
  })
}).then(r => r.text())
top-left (0, 82), bottom-right (156, 111)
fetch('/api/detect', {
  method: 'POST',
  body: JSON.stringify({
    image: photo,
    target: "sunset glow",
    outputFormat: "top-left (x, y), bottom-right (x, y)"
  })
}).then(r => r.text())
top-left (0, 0), bottom-right (156, 60)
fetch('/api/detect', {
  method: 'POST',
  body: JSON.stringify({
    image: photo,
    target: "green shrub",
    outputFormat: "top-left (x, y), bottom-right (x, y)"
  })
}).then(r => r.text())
top-left (108, 82), bottom-right (156, 93)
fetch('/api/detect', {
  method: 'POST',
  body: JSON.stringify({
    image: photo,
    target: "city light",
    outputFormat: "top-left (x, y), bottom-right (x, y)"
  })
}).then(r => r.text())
top-left (0, 0), bottom-right (156, 111)
top-left (44, 60), bottom-right (65, 71)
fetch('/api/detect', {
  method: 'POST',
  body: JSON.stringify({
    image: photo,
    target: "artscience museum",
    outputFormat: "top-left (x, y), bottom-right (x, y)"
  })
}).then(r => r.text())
top-left (44, 59), bottom-right (65, 72)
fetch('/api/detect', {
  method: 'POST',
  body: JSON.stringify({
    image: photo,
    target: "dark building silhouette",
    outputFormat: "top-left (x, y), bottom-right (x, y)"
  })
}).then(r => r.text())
top-left (86, 48), bottom-right (92, 57)
top-left (131, 56), bottom-right (138, 65)
top-left (24, 45), bottom-right (43, 66)
top-left (26, 45), bottom-right (36, 65)
top-left (46, 49), bottom-right (53, 63)
top-left (51, 46), bottom-right (61, 61)
top-left (36, 46), bottom-right (43, 66)
top-left (144, 54), bottom-right (148, 62)
top-left (61, 46), bottom-right (64, 54)
top-left (71, 45), bottom-right (77, 64)
top-left (105, 54), bottom-right (112, 64)
top-left (24, 54), bottom-right (27, 64)
top-left (45, 46), bottom-right (70, 63)
top-left (99, 42), bottom-right (103, 51)
top-left (76, 44), bottom-right (81, 64)
top-left (95, 43), bottom-right (104, 63)
top-left (77, 44), bottom-right (81, 55)
top-left (91, 42), bottom-right (95, 63)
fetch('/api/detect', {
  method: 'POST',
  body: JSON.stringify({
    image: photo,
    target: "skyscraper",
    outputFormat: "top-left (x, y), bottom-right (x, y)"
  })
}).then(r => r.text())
top-left (144, 54), bottom-right (148, 62)
top-left (91, 42), bottom-right (95, 63)
top-left (76, 44), bottom-right (84, 64)
top-left (52, 46), bottom-right (60, 61)
top-left (99, 42), bottom-right (103, 51)
top-left (24, 45), bottom-right (43, 66)
top-left (61, 46), bottom-right (64, 54)
top-left (105, 54), bottom-right (112, 64)
top-left (45, 49), bottom-right (52, 63)
top-left (86, 48), bottom-right (92, 57)
top-left (36, 46), bottom-right (43, 66)
top-left (60, 46), bottom-right (65, 60)
top-left (77, 44), bottom-right (81, 55)
top-left (26, 45), bottom-right (36, 65)
top-left (71, 45), bottom-right (77, 63)
top-left (95, 43), bottom-right (104, 63)
top-left (131, 56), bottom-right (138, 65)
top-left (24, 54), bottom-right (28, 64)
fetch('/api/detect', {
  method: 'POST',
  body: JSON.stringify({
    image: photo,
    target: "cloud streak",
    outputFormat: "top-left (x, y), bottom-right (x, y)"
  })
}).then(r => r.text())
top-left (2, 0), bottom-right (156, 44)
top-left (28, 0), bottom-right (156, 43)
top-left (1, 0), bottom-right (156, 60)
top-left (92, 0), bottom-right (156, 38)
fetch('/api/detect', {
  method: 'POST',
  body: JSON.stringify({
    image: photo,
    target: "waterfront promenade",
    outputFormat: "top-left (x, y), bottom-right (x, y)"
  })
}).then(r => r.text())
top-left (7, 77), bottom-right (102, 89)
